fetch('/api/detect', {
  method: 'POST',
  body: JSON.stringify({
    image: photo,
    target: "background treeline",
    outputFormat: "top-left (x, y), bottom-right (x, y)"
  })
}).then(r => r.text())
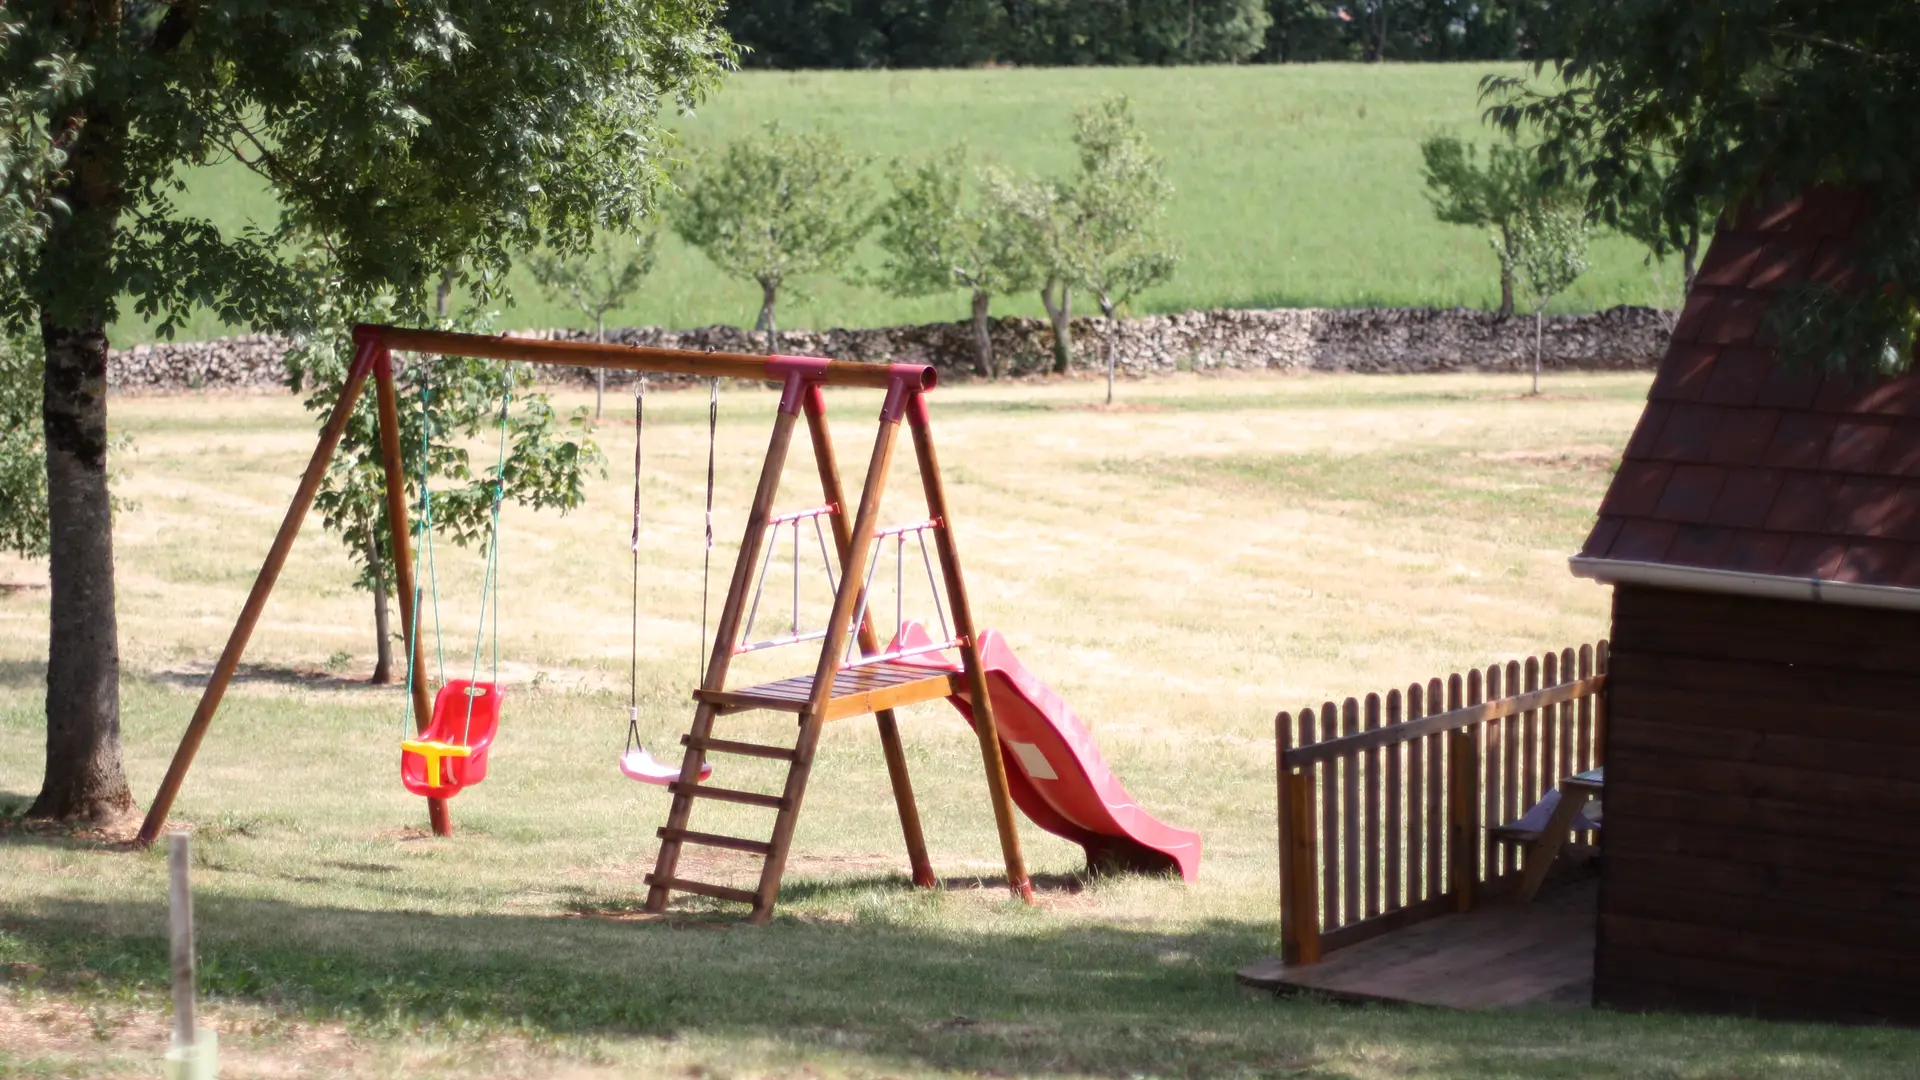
top-left (724, 0), bottom-right (1548, 69)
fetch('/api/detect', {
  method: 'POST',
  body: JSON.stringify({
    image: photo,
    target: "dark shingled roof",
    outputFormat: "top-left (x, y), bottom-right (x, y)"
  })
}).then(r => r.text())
top-left (1579, 186), bottom-right (1920, 590)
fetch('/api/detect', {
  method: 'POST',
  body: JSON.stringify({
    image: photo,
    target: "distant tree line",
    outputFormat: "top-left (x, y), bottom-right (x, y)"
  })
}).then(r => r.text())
top-left (722, 0), bottom-right (1549, 68)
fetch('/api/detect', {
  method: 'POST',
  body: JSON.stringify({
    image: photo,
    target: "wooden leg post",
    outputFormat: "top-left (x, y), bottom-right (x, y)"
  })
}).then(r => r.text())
top-left (137, 338), bottom-right (380, 846)
top-left (1447, 727), bottom-right (1479, 912)
top-left (802, 386), bottom-right (934, 887)
top-left (754, 380), bottom-right (906, 920)
top-left (1278, 765), bottom-right (1321, 964)
top-left (905, 392), bottom-right (1031, 901)
top-left (373, 348), bottom-right (450, 837)
top-left (646, 395), bottom-right (801, 914)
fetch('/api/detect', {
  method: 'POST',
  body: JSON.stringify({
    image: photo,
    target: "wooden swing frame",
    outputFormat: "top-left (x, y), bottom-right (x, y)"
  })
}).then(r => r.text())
top-left (134, 324), bottom-right (1032, 920)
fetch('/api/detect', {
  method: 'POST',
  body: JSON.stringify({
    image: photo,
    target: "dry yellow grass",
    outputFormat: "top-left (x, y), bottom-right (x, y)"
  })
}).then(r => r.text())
top-left (11, 371), bottom-right (1913, 1079)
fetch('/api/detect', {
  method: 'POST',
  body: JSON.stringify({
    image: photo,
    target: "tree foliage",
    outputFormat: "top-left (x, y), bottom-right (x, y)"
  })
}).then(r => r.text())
top-left (719, 0), bottom-right (1559, 68)
top-left (726, 0), bottom-right (1270, 68)
top-left (672, 124), bottom-right (871, 354)
top-left (0, 0), bottom-right (730, 821)
top-left (531, 229), bottom-right (658, 415)
top-left (875, 146), bottom-right (1038, 378)
top-left (1495, 204), bottom-right (1589, 394)
top-left (287, 307), bottom-right (603, 685)
top-left (986, 98), bottom-right (1179, 380)
top-left (0, 331), bottom-right (44, 559)
top-left (1484, 2), bottom-right (1920, 376)
top-left (1419, 134), bottom-right (1569, 317)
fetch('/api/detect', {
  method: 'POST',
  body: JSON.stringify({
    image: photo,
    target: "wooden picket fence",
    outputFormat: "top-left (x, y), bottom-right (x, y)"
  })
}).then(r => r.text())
top-left (1275, 643), bottom-right (1608, 964)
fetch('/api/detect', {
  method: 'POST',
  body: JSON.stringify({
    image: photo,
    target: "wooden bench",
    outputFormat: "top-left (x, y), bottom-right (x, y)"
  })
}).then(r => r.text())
top-left (1492, 767), bottom-right (1603, 903)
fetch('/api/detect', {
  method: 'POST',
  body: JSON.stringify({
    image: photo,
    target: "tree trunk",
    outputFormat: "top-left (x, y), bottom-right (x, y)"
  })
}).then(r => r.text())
top-left (1105, 333), bottom-right (1115, 405)
top-left (1098, 292), bottom-right (1119, 406)
top-left (31, 318), bottom-right (132, 822)
top-left (1369, 2), bottom-right (1391, 61)
top-left (1681, 225), bottom-right (1700, 297)
top-left (366, 530), bottom-right (393, 685)
top-left (1532, 307), bottom-right (1544, 396)
top-left (1040, 278), bottom-right (1073, 375)
top-left (28, 96), bottom-right (133, 824)
top-left (594, 314), bottom-right (606, 420)
top-left (435, 271), bottom-right (453, 321)
top-left (969, 290), bottom-right (995, 379)
top-left (756, 279), bottom-right (780, 355)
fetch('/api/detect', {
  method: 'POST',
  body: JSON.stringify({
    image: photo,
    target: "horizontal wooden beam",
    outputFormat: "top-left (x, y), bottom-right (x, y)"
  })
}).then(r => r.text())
top-left (358, 324), bottom-right (937, 392)
top-left (1283, 675), bottom-right (1607, 769)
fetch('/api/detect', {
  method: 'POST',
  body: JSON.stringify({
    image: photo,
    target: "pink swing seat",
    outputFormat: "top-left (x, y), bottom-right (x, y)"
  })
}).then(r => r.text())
top-left (619, 747), bottom-right (712, 786)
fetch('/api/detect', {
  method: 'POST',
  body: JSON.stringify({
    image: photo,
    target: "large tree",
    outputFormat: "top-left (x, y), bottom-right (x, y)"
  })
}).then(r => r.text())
top-left (0, 1), bottom-right (729, 822)
top-left (1486, 2), bottom-right (1920, 374)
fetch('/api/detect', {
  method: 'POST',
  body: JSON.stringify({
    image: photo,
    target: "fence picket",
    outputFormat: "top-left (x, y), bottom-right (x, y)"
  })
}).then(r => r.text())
top-left (1434, 676), bottom-right (1454, 898)
top-left (1559, 647), bottom-right (1577, 783)
top-left (1341, 697), bottom-right (1361, 926)
top-left (1320, 702), bottom-right (1339, 930)
top-left (1364, 694), bottom-right (1383, 917)
top-left (1530, 653), bottom-right (1548, 823)
top-left (1576, 644), bottom-right (1594, 775)
top-left (1276, 711), bottom-right (1297, 950)
top-left (1502, 660), bottom-right (1523, 875)
top-left (1384, 691), bottom-right (1403, 911)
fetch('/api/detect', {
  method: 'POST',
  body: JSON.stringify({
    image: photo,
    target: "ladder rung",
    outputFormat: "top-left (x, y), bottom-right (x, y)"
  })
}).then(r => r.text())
top-left (658, 827), bottom-right (774, 856)
top-left (644, 874), bottom-right (758, 905)
top-left (683, 734), bottom-right (798, 762)
top-left (669, 781), bottom-right (787, 809)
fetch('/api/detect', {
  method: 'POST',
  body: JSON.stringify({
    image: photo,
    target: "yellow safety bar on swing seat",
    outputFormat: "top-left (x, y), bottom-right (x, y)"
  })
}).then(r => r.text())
top-left (401, 739), bottom-right (473, 789)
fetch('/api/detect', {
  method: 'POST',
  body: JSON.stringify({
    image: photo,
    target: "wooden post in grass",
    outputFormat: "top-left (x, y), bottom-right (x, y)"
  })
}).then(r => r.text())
top-left (167, 832), bottom-right (218, 1079)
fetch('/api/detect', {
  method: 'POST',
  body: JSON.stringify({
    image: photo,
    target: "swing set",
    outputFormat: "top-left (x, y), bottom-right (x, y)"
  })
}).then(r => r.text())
top-left (133, 322), bottom-right (1059, 910)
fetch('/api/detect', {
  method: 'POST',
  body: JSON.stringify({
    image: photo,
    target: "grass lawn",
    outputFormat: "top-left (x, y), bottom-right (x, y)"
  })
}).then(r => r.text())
top-left (7, 371), bottom-right (1917, 1078)
top-left (119, 63), bottom-right (1680, 345)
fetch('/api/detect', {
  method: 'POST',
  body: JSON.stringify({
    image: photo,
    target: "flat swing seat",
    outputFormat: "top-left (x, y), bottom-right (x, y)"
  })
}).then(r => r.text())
top-left (619, 747), bottom-right (713, 786)
top-left (401, 679), bottom-right (502, 798)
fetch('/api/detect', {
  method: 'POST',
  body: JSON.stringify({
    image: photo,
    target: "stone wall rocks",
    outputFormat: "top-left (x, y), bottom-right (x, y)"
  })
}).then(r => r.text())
top-left (105, 306), bottom-right (1669, 391)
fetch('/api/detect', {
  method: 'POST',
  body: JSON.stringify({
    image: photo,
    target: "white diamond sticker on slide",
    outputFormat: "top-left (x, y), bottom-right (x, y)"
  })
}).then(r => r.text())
top-left (1007, 740), bottom-right (1058, 780)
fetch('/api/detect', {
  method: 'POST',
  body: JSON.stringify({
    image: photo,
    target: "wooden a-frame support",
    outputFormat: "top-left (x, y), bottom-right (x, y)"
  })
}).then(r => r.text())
top-left (134, 325), bottom-right (1031, 922)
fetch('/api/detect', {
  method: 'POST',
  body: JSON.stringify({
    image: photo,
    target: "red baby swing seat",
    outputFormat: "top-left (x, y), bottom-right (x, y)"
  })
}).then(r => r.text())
top-left (401, 679), bottom-right (502, 798)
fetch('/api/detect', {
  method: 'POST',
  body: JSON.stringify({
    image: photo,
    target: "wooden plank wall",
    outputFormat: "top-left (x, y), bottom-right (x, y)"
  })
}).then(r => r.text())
top-left (1598, 584), bottom-right (1920, 1025)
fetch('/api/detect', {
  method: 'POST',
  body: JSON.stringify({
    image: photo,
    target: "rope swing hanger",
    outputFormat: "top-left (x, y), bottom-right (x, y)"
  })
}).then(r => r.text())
top-left (398, 365), bottom-right (511, 797)
top-left (619, 375), bottom-right (716, 786)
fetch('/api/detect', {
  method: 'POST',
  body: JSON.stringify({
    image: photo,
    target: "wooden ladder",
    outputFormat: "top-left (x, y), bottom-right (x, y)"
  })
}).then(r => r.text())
top-left (643, 373), bottom-right (1033, 923)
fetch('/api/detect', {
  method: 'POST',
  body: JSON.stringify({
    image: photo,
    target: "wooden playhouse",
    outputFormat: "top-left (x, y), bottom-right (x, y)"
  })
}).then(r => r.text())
top-left (1243, 187), bottom-right (1920, 1026)
top-left (1572, 186), bottom-right (1920, 1025)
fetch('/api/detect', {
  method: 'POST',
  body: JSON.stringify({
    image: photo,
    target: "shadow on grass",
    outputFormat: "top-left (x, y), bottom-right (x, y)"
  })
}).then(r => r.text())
top-left (1, 893), bottom-right (1303, 1078)
top-left (0, 659), bottom-right (45, 690)
top-left (7, 889), bottom-right (1919, 1078)
top-left (145, 664), bottom-right (379, 694)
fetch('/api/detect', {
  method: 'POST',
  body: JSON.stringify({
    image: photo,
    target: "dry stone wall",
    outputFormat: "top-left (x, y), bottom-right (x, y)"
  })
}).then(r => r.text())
top-left (106, 306), bottom-right (1669, 391)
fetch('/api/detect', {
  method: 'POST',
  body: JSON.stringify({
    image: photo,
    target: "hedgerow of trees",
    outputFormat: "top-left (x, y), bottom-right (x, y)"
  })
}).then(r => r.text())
top-left (722, 0), bottom-right (1554, 69)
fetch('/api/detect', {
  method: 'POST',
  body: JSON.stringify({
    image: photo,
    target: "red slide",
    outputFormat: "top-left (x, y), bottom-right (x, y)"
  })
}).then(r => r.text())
top-left (893, 623), bottom-right (1201, 881)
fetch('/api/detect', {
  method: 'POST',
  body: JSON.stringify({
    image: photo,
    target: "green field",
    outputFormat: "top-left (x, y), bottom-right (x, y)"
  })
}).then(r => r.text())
top-left (7, 375), bottom-right (1920, 1077)
top-left (122, 64), bottom-right (1679, 345)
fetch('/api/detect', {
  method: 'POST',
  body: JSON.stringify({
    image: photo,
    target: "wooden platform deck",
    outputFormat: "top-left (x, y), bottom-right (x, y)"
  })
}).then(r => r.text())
top-left (694, 662), bottom-right (959, 721)
top-left (1237, 879), bottom-right (1595, 1010)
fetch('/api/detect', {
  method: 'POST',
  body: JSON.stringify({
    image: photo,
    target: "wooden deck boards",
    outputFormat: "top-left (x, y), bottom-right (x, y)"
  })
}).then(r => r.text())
top-left (694, 662), bottom-right (958, 721)
top-left (1237, 879), bottom-right (1595, 1010)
